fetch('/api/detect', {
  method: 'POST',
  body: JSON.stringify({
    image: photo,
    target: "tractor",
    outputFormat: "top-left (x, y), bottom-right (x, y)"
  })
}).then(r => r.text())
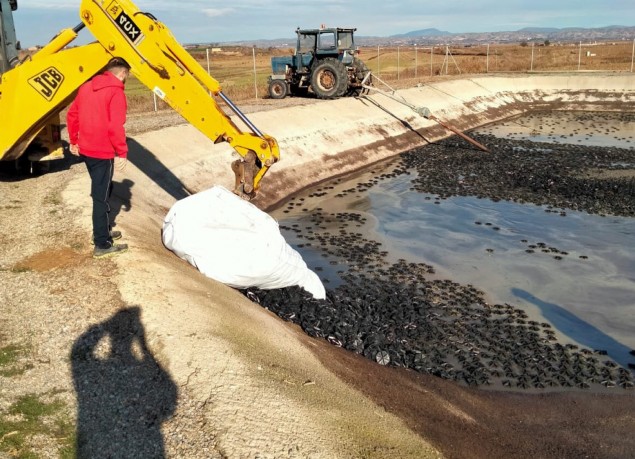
top-left (268, 27), bottom-right (370, 99)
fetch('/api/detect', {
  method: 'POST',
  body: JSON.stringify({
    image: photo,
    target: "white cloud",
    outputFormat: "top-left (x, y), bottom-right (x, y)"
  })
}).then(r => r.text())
top-left (202, 8), bottom-right (235, 18)
top-left (17, 1), bottom-right (76, 9)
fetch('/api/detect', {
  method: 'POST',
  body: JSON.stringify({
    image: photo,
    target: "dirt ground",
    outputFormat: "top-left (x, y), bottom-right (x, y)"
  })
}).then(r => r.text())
top-left (1, 98), bottom-right (634, 459)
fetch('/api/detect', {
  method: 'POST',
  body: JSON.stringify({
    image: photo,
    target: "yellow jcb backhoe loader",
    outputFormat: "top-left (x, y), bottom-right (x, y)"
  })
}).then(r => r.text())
top-left (0, 0), bottom-right (279, 197)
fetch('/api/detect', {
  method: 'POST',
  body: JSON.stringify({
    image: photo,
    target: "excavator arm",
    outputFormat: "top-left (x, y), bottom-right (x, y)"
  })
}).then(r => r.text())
top-left (0, 0), bottom-right (279, 197)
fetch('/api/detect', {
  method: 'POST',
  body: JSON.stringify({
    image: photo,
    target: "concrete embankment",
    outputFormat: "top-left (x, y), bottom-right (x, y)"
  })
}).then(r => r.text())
top-left (63, 73), bottom-right (634, 458)
top-left (130, 72), bottom-right (635, 209)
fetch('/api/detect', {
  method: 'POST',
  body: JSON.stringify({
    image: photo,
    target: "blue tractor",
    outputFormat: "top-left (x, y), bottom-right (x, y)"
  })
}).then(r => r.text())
top-left (268, 27), bottom-right (370, 99)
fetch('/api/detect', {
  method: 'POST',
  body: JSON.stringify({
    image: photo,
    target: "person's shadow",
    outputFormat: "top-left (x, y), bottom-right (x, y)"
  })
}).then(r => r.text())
top-left (71, 307), bottom-right (178, 458)
top-left (110, 178), bottom-right (134, 226)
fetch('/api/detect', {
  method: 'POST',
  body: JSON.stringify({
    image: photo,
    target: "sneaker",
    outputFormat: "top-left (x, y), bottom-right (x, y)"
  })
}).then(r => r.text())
top-left (93, 243), bottom-right (128, 259)
top-left (91, 231), bottom-right (122, 245)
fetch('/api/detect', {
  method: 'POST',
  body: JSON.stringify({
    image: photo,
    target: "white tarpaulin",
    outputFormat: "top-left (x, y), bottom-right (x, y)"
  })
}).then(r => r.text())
top-left (162, 186), bottom-right (326, 299)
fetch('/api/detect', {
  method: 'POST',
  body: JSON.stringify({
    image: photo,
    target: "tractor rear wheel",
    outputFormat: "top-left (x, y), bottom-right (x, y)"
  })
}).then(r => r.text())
top-left (268, 79), bottom-right (289, 99)
top-left (310, 58), bottom-right (348, 99)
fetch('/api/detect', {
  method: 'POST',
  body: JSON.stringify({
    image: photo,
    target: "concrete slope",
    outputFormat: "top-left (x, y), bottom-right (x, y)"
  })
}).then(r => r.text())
top-left (129, 73), bottom-right (635, 210)
top-left (63, 73), bottom-right (634, 458)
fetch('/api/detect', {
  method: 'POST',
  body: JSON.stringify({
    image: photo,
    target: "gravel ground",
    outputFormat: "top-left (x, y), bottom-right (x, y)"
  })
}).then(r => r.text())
top-left (1, 93), bottom-right (315, 458)
top-left (0, 95), bottom-right (300, 456)
top-left (0, 159), bottom-right (223, 458)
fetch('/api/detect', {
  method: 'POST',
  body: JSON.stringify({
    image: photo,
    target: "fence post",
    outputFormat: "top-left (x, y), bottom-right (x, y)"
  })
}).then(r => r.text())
top-left (415, 45), bottom-right (418, 78)
top-left (252, 46), bottom-right (258, 100)
top-left (445, 46), bottom-right (449, 75)
top-left (578, 41), bottom-right (582, 71)
top-left (486, 43), bottom-right (489, 73)
top-left (206, 48), bottom-right (212, 96)
top-left (530, 42), bottom-right (534, 71)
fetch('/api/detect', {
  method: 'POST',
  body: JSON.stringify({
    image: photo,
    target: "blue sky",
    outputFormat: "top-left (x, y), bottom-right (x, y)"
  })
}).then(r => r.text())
top-left (12, 0), bottom-right (635, 47)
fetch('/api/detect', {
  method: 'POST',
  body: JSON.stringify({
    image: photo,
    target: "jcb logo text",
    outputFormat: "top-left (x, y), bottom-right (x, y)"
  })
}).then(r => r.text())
top-left (28, 67), bottom-right (64, 101)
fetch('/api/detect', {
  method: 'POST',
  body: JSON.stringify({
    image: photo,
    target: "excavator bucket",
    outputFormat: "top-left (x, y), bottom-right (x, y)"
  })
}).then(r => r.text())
top-left (231, 151), bottom-right (259, 199)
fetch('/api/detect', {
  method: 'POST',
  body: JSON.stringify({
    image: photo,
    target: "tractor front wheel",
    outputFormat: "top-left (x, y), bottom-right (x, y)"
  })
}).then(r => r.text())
top-left (268, 79), bottom-right (289, 99)
top-left (310, 58), bottom-right (348, 99)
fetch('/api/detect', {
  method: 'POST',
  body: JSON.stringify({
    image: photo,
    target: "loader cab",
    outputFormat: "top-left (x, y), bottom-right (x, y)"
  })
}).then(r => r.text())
top-left (0, 0), bottom-right (20, 73)
top-left (0, 0), bottom-right (18, 11)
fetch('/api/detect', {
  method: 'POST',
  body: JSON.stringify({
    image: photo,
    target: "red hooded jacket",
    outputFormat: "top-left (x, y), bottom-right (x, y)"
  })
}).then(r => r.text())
top-left (66, 71), bottom-right (128, 159)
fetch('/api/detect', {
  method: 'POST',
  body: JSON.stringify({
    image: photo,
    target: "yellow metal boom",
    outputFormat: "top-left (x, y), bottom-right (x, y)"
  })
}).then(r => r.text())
top-left (0, 0), bottom-right (279, 196)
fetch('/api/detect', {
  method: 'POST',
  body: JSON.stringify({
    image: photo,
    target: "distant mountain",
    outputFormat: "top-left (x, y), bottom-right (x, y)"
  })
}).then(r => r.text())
top-left (517, 27), bottom-right (561, 33)
top-left (390, 28), bottom-right (452, 38)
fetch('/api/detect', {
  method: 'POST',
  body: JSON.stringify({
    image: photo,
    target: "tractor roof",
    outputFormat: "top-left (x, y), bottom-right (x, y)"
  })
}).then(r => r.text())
top-left (296, 27), bottom-right (357, 35)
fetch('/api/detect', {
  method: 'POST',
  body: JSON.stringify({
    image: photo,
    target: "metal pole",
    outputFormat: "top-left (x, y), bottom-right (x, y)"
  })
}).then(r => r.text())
top-left (531, 42), bottom-right (534, 71)
top-left (397, 46), bottom-right (400, 80)
top-left (445, 46), bottom-right (449, 75)
top-left (153, 92), bottom-right (158, 112)
top-left (430, 46), bottom-right (433, 76)
top-left (631, 38), bottom-right (634, 72)
top-left (415, 45), bottom-right (418, 78)
top-left (252, 46), bottom-right (258, 100)
top-left (486, 43), bottom-right (490, 73)
top-left (427, 115), bottom-right (490, 153)
top-left (578, 41), bottom-right (582, 71)
top-left (206, 48), bottom-right (212, 96)
top-left (377, 45), bottom-right (380, 75)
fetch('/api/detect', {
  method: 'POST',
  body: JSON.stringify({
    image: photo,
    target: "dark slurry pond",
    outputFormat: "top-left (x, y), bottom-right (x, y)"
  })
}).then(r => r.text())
top-left (245, 111), bottom-right (635, 392)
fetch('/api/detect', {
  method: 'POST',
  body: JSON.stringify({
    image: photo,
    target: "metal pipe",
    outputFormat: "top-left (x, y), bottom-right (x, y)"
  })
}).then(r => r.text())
top-left (218, 91), bottom-right (264, 138)
top-left (427, 115), bottom-right (490, 153)
top-left (361, 73), bottom-right (489, 153)
top-left (73, 22), bottom-right (86, 33)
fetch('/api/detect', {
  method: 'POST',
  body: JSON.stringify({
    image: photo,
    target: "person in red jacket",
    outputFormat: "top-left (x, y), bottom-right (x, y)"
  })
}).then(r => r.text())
top-left (67, 57), bottom-right (131, 258)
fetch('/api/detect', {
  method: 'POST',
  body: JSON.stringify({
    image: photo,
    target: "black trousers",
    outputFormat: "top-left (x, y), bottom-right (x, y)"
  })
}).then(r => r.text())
top-left (83, 156), bottom-right (114, 249)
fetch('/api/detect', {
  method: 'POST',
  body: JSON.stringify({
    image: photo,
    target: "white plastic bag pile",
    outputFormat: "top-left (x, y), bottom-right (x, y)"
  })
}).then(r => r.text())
top-left (162, 186), bottom-right (326, 299)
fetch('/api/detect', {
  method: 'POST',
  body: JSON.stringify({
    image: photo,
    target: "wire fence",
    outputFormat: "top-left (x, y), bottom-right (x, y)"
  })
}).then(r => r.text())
top-left (128, 39), bottom-right (635, 113)
top-left (362, 40), bottom-right (635, 79)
